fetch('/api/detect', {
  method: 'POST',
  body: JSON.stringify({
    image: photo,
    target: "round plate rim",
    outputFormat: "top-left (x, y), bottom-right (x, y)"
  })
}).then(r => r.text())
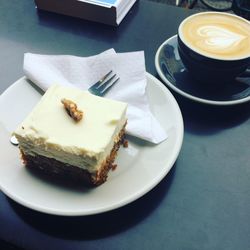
top-left (0, 73), bottom-right (184, 216)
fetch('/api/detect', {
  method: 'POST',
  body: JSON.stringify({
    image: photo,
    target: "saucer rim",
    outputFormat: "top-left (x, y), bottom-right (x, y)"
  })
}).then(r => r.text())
top-left (155, 34), bottom-right (250, 106)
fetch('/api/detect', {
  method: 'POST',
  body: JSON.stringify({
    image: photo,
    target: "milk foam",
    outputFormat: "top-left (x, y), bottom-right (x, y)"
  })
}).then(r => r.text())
top-left (197, 25), bottom-right (246, 50)
top-left (180, 12), bottom-right (250, 60)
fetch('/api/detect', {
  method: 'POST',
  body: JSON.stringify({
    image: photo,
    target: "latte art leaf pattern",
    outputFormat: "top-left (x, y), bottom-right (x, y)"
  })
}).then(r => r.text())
top-left (196, 25), bottom-right (246, 52)
top-left (180, 13), bottom-right (250, 59)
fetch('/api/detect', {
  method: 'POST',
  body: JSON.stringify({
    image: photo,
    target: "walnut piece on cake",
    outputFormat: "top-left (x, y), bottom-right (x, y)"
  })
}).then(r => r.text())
top-left (61, 98), bottom-right (83, 122)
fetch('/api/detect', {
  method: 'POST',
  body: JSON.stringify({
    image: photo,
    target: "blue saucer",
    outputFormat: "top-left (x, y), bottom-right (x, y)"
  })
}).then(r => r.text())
top-left (155, 35), bottom-right (250, 106)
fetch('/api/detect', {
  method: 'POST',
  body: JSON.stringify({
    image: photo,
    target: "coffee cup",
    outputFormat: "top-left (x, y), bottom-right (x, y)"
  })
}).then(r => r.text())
top-left (177, 12), bottom-right (250, 84)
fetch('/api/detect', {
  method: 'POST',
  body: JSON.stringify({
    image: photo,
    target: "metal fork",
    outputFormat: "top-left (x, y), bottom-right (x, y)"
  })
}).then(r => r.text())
top-left (88, 70), bottom-right (119, 97)
top-left (10, 70), bottom-right (119, 146)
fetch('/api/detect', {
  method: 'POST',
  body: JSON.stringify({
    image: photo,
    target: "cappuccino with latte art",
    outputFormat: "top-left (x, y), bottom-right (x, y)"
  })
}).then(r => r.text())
top-left (177, 12), bottom-right (250, 83)
top-left (179, 12), bottom-right (250, 59)
top-left (179, 13), bottom-right (250, 60)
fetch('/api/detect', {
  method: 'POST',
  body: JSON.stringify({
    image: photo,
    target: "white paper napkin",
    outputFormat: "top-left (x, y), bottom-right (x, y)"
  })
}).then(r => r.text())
top-left (23, 49), bottom-right (167, 144)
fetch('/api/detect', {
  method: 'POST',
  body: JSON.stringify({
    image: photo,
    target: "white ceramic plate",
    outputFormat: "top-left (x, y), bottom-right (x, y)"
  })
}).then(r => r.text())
top-left (0, 73), bottom-right (183, 216)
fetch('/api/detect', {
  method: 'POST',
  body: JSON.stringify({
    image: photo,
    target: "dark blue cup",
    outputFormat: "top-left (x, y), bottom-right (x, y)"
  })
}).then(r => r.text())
top-left (177, 12), bottom-right (250, 84)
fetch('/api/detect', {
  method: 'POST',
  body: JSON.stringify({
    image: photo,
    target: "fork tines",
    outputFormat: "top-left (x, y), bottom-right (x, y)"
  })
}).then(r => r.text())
top-left (88, 70), bottom-right (120, 97)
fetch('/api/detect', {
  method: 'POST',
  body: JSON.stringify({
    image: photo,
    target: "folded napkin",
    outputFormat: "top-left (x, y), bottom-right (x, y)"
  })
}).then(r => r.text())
top-left (23, 49), bottom-right (167, 144)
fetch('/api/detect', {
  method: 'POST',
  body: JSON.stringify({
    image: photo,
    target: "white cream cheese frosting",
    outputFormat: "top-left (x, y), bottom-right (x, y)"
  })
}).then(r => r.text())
top-left (14, 85), bottom-right (127, 173)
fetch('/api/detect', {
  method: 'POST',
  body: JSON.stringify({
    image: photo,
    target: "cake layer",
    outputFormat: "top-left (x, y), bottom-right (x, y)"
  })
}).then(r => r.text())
top-left (14, 85), bottom-right (127, 173)
top-left (21, 124), bottom-right (126, 186)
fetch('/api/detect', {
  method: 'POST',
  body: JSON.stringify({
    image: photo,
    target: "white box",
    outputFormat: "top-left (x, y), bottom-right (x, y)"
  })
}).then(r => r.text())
top-left (34, 0), bottom-right (137, 26)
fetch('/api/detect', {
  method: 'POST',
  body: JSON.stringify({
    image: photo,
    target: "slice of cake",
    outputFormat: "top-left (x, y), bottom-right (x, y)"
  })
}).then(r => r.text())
top-left (13, 85), bottom-right (127, 186)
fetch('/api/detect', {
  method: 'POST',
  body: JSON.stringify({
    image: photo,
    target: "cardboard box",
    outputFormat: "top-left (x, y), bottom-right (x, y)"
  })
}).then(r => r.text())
top-left (34, 0), bottom-right (137, 26)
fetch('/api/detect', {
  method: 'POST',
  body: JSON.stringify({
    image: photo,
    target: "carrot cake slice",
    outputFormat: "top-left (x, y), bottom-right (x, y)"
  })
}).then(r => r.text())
top-left (13, 85), bottom-right (127, 186)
